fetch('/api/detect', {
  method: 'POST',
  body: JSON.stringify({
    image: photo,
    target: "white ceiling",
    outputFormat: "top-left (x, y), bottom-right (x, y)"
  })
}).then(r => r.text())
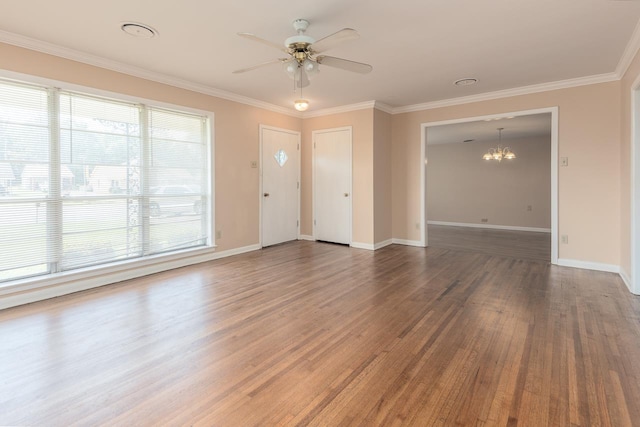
top-left (1, 0), bottom-right (640, 112)
top-left (427, 113), bottom-right (552, 145)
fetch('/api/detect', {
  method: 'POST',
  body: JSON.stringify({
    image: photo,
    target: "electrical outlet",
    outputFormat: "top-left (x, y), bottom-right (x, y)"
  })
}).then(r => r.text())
top-left (216, 230), bottom-right (222, 239)
top-left (481, 218), bottom-right (488, 223)
top-left (527, 205), bottom-right (532, 211)
top-left (250, 161), bottom-right (258, 168)
top-left (561, 235), bottom-right (568, 244)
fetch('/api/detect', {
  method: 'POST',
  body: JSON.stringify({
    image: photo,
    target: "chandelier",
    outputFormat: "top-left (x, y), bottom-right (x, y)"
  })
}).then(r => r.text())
top-left (482, 127), bottom-right (516, 162)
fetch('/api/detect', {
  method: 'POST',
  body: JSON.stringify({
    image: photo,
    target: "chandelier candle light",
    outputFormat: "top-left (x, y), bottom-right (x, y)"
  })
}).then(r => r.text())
top-left (482, 127), bottom-right (516, 162)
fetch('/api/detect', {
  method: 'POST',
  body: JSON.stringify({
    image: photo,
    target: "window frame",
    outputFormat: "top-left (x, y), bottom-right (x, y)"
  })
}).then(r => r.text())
top-left (0, 70), bottom-right (216, 301)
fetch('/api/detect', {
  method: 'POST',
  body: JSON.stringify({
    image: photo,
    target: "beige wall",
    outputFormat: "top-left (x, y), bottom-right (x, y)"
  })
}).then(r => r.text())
top-left (373, 109), bottom-right (393, 243)
top-left (620, 47), bottom-right (640, 287)
top-left (0, 41), bottom-right (632, 271)
top-left (426, 136), bottom-right (551, 229)
top-left (301, 110), bottom-right (375, 244)
top-left (393, 81), bottom-right (621, 265)
top-left (0, 42), bottom-right (302, 252)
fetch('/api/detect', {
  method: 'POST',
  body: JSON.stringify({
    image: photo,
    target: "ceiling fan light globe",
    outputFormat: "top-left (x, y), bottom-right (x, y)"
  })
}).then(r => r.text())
top-left (294, 99), bottom-right (309, 111)
top-left (303, 59), bottom-right (320, 79)
top-left (283, 61), bottom-right (299, 79)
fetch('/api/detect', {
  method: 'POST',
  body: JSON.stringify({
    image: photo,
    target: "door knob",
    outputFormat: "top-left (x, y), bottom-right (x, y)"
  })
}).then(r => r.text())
top-left (344, 193), bottom-right (349, 197)
top-left (264, 192), bottom-right (270, 197)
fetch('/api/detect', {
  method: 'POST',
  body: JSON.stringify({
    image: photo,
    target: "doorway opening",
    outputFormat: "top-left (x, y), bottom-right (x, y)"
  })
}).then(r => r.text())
top-left (420, 107), bottom-right (559, 264)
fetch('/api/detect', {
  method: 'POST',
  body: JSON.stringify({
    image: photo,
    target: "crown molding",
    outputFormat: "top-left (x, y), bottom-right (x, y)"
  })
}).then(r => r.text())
top-left (616, 17), bottom-right (640, 79)
top-left (302, 100), bottom-right (377, 118)
top-left (0, 29), bottom-right (630, 119)
top-left (392, 72), bottom-right (619, 114)
top-left (0, 30), bottom-right (302, 118)
top-left (374, 101), bottom-right (394, 114)
top-left (302, 100), bottom-right (394, 118)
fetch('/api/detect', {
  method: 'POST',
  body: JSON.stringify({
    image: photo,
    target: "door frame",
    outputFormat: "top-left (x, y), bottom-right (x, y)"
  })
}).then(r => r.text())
top-left (259, 125), bottom-right (301, 248)
top-left (312, 126), bottom-right (353, 244)
top-left (630, 82), bottom-right (640, 294)
top-left (420, 107), bottom-right (559, 264)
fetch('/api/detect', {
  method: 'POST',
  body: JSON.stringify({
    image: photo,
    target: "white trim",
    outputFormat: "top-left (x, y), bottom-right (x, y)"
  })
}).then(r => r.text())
top-left (374, 239), bottom-right (393, 250)
top-left (0, 243), bottom-right (262, 310)
top-left (616, 18), bottom-right (640, 79)
top-left (392, 238), bottom-right (425, 247)
top-left (394, 74), bottom-right (617, 114)
top-left (1, 28), bottom-right (637, 119)
top-left (550, 108), bottom-right (559, 264)
top-left (557, 259), bottom-right (620, 274)
top-left (427, 221), bottom-right (551, 233)
top-left (0, 30), bottom-right (301, 118)
top-left (213, 244), bottom-right (262, 259)
top-left (312, 126), bottom-right (353, 244)
top-left (350, 242), bottom-right (375, 250)
top-left (299, 235), bottom-right (315, 241)
top-left (0, 246), bottom-right (211, 310)
top-left (303, 101), bottom-right (377, 118)
top-left (259, 125), bottom-right (301, 248)
top-left (631, 83), bottom-right (640, 295)
top-left (420, 107), bottom-right (559, 264)
top-left (374, 102), bottom-right (394, 114)
top-left (620, 268), bottom-right (635, 295)
top-left (421, 125), bottom-right (428, 247)
top-left (1, 28), bottom-right (634, 119)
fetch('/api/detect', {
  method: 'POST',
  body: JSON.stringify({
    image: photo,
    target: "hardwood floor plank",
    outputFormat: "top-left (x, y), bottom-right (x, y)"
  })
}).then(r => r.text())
top-left (1, 240), bottom-right (639, 426)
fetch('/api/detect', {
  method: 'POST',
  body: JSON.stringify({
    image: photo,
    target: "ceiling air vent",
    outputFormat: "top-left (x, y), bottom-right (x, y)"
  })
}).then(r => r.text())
top-left (121, 22), bottom-right (158, 38)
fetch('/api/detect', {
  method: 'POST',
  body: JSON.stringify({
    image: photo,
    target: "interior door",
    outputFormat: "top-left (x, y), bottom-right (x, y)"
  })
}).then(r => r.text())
top-left (261, 126), bottom-right (299, 247)
top-left (313, 127), bottom-right (352, 244)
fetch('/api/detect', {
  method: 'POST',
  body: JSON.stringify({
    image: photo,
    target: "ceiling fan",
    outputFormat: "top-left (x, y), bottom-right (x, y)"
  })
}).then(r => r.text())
top-left (233, 19), bottom-right (373, 87)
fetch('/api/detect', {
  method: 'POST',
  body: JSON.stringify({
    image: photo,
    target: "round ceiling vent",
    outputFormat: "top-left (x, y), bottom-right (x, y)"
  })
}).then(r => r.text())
top-left (454, 78), bottom-right (478, 86)
top-left (121, 22), bottom-right (158, 38)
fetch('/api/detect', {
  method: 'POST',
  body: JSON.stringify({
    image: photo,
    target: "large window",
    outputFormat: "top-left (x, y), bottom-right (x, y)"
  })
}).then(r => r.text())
top-left (0, 79), bottom-right (211, 283)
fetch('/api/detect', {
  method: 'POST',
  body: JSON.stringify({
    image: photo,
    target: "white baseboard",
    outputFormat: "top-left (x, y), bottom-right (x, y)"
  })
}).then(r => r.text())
top-left (556, 258), bottom-right (620, 274)
top-left (350, 241), bottom-right (375, 250)
top-left (0, 243), bottom-right (261, 311)
top-left (428, 220), bottom-right (551, 233)
top-left (620, 268), bottom-right (637, 295)
top-left (392, 238), bottom-right (425, 247)
top-left (350, 240), bottom-right (394, 251)
top-left (374, 239), bottom-right (393, 250)
top-left (299, 235), bottom-right (315, 241)
top-left (213, 244), bottom-right (261, 259)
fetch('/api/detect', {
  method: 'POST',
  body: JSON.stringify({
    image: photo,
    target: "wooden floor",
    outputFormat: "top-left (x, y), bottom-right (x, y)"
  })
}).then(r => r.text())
top-left (428, 224), bottom-right (551, 262)
top-left (1, 240), bottom-right (639, 426)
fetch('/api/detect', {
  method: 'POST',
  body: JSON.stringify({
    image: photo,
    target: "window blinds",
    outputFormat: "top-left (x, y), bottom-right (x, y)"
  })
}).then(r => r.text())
top-left (0, 80), bottom-right (210, 283)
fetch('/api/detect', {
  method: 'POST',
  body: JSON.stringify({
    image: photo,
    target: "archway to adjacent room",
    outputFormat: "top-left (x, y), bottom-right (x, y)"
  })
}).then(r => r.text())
top-left (420, 107), bottom-right (559, 264)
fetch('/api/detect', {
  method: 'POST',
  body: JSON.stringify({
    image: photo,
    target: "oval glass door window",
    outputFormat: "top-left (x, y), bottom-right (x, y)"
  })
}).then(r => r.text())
top-left (274, 149), bottom-right (288, 167)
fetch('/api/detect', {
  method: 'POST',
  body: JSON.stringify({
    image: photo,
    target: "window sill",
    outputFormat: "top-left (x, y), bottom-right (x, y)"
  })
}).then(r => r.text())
top-left (0, 245), bottom-right (217, 310)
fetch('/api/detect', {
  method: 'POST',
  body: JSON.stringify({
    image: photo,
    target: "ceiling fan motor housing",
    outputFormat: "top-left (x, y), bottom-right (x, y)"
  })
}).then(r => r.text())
top-left (285, 18), bottom-right (315, 52)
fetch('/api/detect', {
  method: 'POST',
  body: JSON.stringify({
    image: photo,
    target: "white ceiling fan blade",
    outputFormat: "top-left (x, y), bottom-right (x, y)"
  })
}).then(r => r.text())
top-left (233, 58), bottom-right (287, 74)
top-left (316, 55), bottom-right (373, 74)
top-left (311, 28), bottom-right (359, 53)
top-left (237, 33), bottom-right (289, 54)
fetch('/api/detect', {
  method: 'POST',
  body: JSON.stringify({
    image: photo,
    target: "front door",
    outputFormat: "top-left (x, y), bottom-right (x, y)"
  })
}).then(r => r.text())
top-left (261, 126), bottom-right (299, 247)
